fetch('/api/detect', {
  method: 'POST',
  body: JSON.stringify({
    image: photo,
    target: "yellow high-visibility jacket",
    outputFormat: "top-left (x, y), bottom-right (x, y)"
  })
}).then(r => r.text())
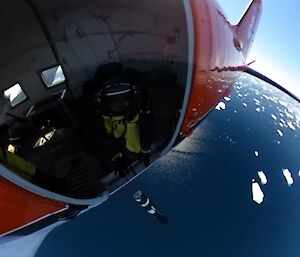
top-left (0, 148), bottom-right (36, 181)
top-left (103, 114), bottom-right (142, 154)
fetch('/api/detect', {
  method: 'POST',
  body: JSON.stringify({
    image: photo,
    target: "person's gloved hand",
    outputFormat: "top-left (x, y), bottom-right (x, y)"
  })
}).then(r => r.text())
top-left (113, 154), bottom-right (131, 177)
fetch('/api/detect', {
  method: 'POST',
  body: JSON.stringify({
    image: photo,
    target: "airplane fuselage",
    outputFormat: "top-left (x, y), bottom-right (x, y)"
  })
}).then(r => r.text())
top-left (0, 0), bottom-right (262, 251)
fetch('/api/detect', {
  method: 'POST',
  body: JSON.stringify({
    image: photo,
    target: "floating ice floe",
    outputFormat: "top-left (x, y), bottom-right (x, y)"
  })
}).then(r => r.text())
top-left (280, 118), bottom-right (286, 124)
top-left (279, 100), bottom-right (288, 107)
top-left (215, 102), bottom-right (226, 111)
top-left (252, 179), bottom-right (264, 204)
top-left (253, 98), bottom-right (261, 105)
top-left (287, 122), bottom-right (296, 131)
top-left (277, 130), bottom-right (283, 137)
top-left (271, 114), bottom-right (277, 120)
top-left (257, 171), bottom-right (268, 185)
top-left (282, 169), bottom-right (294, 186)
top-left (285, 111), bottom-right (294, 119)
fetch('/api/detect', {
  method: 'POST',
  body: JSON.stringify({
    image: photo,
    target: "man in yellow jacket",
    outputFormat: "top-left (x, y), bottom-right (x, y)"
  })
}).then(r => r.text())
top-left (97, 81), bottom-right (152, 176)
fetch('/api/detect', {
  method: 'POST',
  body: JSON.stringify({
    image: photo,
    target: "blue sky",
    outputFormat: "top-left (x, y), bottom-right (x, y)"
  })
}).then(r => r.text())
top-left (218, 0), bottom-right (300, 97)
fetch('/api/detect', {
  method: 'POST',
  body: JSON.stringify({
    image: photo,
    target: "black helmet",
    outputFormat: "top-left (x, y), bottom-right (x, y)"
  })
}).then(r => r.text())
top-left (97, 82), bottom-right (138, 114)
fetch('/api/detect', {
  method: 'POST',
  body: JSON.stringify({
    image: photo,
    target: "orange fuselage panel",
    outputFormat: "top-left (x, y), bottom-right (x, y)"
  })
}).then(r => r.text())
top-left (0, 177), bottom-right (66, 235)
top-left (180, 0), bottom-right (244, 135)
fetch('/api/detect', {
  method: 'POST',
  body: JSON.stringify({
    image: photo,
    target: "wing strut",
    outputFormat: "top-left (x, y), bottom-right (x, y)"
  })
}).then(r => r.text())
top-left (240, 66), bottom-right (300, 103)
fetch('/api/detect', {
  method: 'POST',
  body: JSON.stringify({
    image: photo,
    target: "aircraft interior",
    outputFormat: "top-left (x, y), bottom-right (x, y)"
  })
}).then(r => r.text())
top-left (0, 0), bottom-right (189, 199)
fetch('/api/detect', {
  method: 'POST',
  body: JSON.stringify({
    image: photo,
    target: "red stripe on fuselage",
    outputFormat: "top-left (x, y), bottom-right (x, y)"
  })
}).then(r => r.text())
top-left (0, 177), bottom-right (66, 235)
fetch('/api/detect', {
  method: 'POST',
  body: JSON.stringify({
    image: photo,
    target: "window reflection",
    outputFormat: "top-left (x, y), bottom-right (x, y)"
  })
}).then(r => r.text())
top-left (41, 65), bottom-right (66, 88)
top-left (34, 130), bottom-right (57, 148)
top-left (3, 83), bottom-right (27, 107)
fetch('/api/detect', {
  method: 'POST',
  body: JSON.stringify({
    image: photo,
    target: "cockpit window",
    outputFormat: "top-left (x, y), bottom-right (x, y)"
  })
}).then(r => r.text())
top-left (41, 65), bottom-right (66, 88)
top-left (3, 83), bottom-right (27, 107)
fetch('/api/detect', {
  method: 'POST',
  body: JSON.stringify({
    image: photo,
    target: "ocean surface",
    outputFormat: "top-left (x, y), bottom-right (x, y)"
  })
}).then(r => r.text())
top-left (36, 73), bottom-right (300, 257)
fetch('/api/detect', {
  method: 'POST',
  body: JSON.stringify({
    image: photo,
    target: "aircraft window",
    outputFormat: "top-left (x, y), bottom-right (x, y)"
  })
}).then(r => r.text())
top-left (3, 83), bottom-right (27, 107)
top-left (41, 65), bottom-right (66, 88)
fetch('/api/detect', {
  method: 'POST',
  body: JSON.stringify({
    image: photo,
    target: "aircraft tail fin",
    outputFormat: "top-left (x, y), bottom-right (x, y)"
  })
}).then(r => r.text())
top-left (234, 0), bottom-right (262, 60)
